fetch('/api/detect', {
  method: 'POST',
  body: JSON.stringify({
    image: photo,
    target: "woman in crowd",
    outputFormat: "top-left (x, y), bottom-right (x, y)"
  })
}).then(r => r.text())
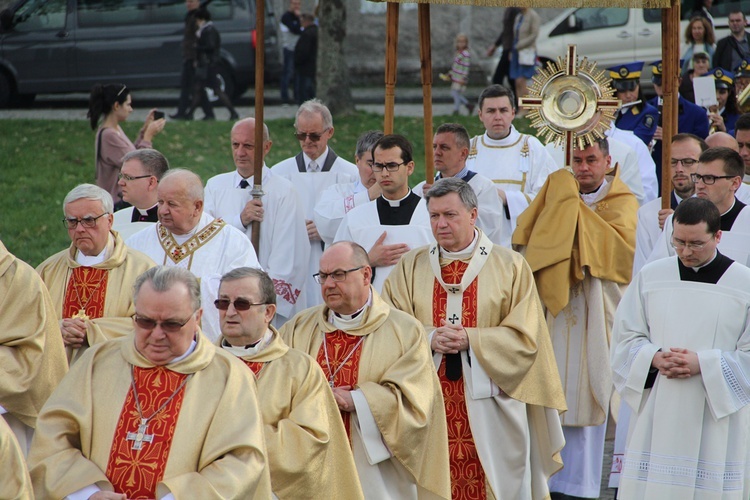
top-left (681, 16), bottom-right (716, 76)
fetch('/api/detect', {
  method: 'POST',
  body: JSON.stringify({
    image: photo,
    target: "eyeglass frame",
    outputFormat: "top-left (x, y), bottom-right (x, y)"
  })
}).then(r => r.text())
top-left (313, 266), bottom-right (364, 284)
top-left (294, 129), bottom-right (330, 142)
top-left (670, 158), bottom-right (698, 167)
top-left (62, 212), bottom-right (109, 229)
top-left (133, 312), bottom-right (195, 333)
top-left (690, 173), bottom-right (738, 185)
top-left (670, 235), bottom-right (714, 251)
top-left (214, 298), bottom-right (268, 311)
top-left (371, 161), bottom-right (406, 172)
top-left (118, 172), bottom-right (152, 182)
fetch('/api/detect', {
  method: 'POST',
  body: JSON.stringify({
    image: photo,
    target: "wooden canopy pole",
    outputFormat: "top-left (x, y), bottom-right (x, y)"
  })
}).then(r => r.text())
top-left (660, 0), bottom-right (680, 210)
top-left (418, 4), bottom-right (435, 182)
top-left (384, 2), bottom-right (399, 134)
top-left (251, 0), bottom-right (266, 254)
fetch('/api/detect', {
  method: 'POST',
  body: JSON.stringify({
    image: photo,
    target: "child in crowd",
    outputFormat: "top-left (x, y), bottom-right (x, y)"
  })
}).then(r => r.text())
top-left (441, 34), bottom-right (473, 115)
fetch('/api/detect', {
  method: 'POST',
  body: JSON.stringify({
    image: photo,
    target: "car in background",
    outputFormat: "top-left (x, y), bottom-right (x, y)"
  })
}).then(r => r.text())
top-left (0, 0), bottom-right (281, 107)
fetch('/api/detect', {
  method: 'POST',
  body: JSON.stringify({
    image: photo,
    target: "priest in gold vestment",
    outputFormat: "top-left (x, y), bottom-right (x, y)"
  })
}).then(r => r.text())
top-left (0, 417), bottom-right (32, 500)
top-left (217, 267), bottom-right (363, 499)
top-left (0, 240), bottom-right (68, 457)
top-left (382, 178), bottom-right (566, 499)
top-left (513, 138), bottom-right (638, 498)
top-left (29, 267), bottom-right (271, 499)
top-left (280, 242), bottom-right (451, 499)
top-left (36, 184), bottom-right (156, 364)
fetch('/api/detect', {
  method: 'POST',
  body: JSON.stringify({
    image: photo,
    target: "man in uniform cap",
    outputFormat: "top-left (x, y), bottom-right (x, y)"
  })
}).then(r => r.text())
top-left (610, 62), bottom-right (659, 146)
top-left (711, 67), bottom-right (741, 135)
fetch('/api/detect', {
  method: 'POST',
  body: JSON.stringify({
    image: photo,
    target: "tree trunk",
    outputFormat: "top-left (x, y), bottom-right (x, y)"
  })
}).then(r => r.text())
top-left (316, 0), bottom-right (355, 115)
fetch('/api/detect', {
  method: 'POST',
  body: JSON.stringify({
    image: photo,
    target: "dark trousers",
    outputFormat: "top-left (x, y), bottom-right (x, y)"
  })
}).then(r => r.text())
top-left (178, 59), bottom-right (212, 117)
top-left (281, 48), bottom-right (295, 102)
top-left (492, 50), bottom-right (516, 94)
top-left (295, 73), bottom-right (315, 105)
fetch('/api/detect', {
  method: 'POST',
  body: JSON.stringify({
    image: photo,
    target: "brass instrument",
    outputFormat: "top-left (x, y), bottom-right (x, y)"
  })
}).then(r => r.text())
top-left (708, 104), bottom-right (719, 135)
top-left (739, 83), bottom-right (750, 113)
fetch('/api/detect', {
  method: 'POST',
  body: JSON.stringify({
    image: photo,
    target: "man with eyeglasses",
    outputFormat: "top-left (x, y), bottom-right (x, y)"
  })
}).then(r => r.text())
top-left (513, 138), bottom-right (638, 500)
top-left (333, 134), bottom-right (433, 291)
top-left (205, 118), bottom-right (309, 327)
top-left (271, 99), bottom-right (358, 308)
top-left (612, 197), bottom-right (750, 498)
top-left (112, 149), bottom-right (169, 239)
top-left (465, 84), bottom-right (559, 247)
top-left (37, 184), bottom-right (155, 365)
top-left (382, 178), bottom-right (566, 499)
top-left (648, 147), bottom-right (750, 267)
top-left (216, 267), bottom-right (363, 498)
top-left (29, 266), bottom-right (272, 499)
top-left (127, 169), bottom-right (260, 341)
top-left (280, 241), bottom-right (450, 499)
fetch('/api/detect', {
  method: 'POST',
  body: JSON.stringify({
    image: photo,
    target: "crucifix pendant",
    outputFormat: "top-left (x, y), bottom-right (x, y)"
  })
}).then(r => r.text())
top-left (329, 379), bottom-right (335, 388)
top-left (72, 309), bottom-right (89, 320)
top-left (126, 418), bottom-right (154, 450)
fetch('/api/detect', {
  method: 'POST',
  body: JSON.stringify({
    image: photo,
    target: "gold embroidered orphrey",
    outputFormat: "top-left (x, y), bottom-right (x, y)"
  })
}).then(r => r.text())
top-left (519, 44), bottom-right (620, 169)
top-left (70, 267), bottom-right (109, 320)
top-left (157, 218), bottom-right (226, 266)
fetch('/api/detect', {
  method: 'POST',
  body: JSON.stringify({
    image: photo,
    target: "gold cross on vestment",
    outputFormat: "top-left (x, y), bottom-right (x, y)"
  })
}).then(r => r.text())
top-left (126, 419), bottom-right (154, 450)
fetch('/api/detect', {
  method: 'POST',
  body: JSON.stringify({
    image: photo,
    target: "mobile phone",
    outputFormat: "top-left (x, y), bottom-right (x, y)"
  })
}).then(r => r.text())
top-left (153, 110), bottom-right (165, 120)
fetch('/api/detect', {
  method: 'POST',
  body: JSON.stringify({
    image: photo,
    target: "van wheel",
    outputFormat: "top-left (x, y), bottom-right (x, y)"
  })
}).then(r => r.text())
top-left (0, 73), bottom-right (11, 109)
top-left (216, 65), bottom-right (238, 101)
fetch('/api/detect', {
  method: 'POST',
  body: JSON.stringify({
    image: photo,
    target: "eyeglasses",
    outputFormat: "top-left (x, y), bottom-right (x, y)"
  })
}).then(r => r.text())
top-left (62, 213), bottom-right (108, 229)
top-left (670, 158), bottom-right (698, 167)
top-left (294, 130), bottom-right (328, 142)
top-left (214, 298), bottom-right (267, 311)
top-left (670, 237), bottom-right (712, 250)
top-left (690, 173), bottom-right (738, 185)
top-left (313, 266), bottom-right (364, 284)
top-left (133, 313), bottom-right (194, 333)
top-left (372, 162), bottom-right (406, 172)
top-left (118, 172), bottom-right (152, 182)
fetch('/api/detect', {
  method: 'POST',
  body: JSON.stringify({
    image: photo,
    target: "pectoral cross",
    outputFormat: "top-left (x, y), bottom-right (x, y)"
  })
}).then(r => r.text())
top-left (126, 419), bottom-right (154, 450)
top-left (448, 314), bottom-right (460, 324)
top-left (72, 309), bottom-right (89, 320)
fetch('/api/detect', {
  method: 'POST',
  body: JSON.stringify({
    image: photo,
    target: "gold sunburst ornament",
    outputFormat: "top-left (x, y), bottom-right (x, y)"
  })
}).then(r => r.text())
top-left (519, 45), bottom-right (620, 168)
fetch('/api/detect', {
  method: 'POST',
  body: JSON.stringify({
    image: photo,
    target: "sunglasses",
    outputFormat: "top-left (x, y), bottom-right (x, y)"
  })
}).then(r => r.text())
top-left (133, 313), bottom-right (193, 333)
top-left (294, 130), bottom-right (328, 142)
top-left (214, 298), bottom-right (267, 311)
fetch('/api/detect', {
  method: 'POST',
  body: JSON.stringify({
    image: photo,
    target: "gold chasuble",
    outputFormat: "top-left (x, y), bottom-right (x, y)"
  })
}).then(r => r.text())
top-left (280, 289), bottom-right (451, 499)
top-left (382, 231), bottom-right (567, 500)
top-left (0, 241), bottom-right (68, 439)
top-left (219, 327), bottom-right (363, 500)
top-left (316, 330), bottom-right (364, 437)
top-left (0, 417), bottom-right (32, 500)
top-left (29, 332), bottom-right (272, 499)
top-left (36, 230), bottom-right (156, 363)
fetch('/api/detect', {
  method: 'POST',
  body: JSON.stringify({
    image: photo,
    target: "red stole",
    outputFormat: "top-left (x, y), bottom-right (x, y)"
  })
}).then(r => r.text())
top-left (315, 330), bottom-right (363, 439)
top-left (106, 366), bottom-right (188, 498)
top-left (242, 359), bottom-right (265, 377)
top-left (433, 260), bottom-right (486, 499)
top-left (62, 267), bottom-right (108, 319)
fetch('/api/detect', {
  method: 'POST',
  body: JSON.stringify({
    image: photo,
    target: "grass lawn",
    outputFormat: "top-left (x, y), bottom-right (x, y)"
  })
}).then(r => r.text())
top-left (0, 112), bottom-right (533, 267)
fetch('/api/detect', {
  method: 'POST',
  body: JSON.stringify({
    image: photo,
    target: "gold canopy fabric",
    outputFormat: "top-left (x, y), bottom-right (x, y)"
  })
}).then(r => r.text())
top-left (367, 0), bottom-right (670, 8)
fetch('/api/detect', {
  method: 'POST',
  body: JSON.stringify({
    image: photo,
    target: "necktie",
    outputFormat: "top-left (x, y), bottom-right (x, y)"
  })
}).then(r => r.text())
top-left (239, 179), bottom-right (249, 189)
top-left (309, 161), bottom-right (319, 173)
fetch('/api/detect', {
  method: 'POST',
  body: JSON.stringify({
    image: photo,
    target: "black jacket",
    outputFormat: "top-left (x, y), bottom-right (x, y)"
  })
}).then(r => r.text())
top-left (713, 32), bottom-right (750, 72)
top-left (294, 25), bottom-right (318, 77)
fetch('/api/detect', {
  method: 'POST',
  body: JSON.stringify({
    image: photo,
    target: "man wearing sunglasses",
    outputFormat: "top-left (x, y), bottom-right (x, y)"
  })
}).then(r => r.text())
top-left (29, 266), bottom-right (272, 499)
top-left (112, 149), bottom-right (170, 239)
top-left (281, 242), bottom-right (451, 499)
top-left (37, 184), bottom-right (155, 365)
top-left (612, 198), bottom-right (750, 498)
top-left (271, 99), bottom-right (358, 308)
top-left (647, 147), bottom-right (750, 267)
top-left (217, 267), bottom-right (363, 498)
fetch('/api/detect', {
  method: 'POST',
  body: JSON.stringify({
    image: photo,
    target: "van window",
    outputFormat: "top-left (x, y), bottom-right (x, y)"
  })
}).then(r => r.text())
top-left (575, 8), bottom-right (629, 31)
top-left (78, 0), bottom-right (150, 27)
top-left (150, 0), bottom-right (234, 24)
top-left (12, 0), bottom-right (66, 31)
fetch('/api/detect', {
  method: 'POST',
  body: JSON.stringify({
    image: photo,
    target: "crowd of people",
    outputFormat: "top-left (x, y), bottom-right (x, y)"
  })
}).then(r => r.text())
top-left (4, 10), bottom-right (750, 500)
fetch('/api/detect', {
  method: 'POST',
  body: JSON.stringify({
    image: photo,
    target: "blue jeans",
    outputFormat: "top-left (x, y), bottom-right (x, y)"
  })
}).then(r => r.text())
top-left (281, 48), bottom-right (295, 102)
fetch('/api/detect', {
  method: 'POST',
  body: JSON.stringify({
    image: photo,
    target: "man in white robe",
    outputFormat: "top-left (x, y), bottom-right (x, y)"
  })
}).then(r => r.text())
top-left (612, 197), bottom-right (750, 499)
top-left (270, 99), bottom-right (358, 307)
top-left (127, 169), bottom-right (260, 341)
top-left (414, 123), bottom-right (503, 245)
top-left (314, 130), bottom-right (384, 245)
top-left (334, 135), bottom-right (433, 292)
top-left (606, 124), bottom-right (659, 202)
top-left (113, 149), bottom-right (169, 239)
top-left (382, 178), bottom-right (566, 499)
top-left (204, 118), bottom-right (309, 326)
top-left (465, 84), bottom-right (559, 247)
top-left (647, 147), bottom-right (750, 267)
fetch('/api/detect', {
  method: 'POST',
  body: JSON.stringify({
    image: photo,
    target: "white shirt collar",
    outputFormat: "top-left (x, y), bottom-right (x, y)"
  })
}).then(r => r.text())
top-left (580, 178), bottom-right (609, 206)
top-left (439, 229), bottom-right (479, 260)
top-left (221, 328), bottom-right (274, 357)
top-left (168, 338), bottom-right (197, 364)
top-left (304, 148), bottom-right (329, 170)
top-left (381, 190), bottom-right (412, 207)
top-left (76, 233), bottom-right (114, 266)
top-left (483, 126), bottom-right (520, 146)
top-left (329, 289), bottom-right (372, 330)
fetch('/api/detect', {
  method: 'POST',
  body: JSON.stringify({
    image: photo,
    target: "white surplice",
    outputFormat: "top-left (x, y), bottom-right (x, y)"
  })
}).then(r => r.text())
top-left (313, 179), bottom-right (369, 245)
top-left (606, 125), bottom-right (659, 203)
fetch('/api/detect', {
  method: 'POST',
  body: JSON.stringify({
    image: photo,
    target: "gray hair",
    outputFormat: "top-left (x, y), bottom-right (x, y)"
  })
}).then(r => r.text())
top-left (425, 177), bottom-right (478, 211)
top-left (160, 168), bottom-right (204, 201)
top-left (121, 149), bottom-right (170, 180)
top-left (296, 99), bottom-right (333, 130)
top-left (220, 267), bottom-right (277, 306)
top-left (355, 130), bottom-right (384, 158)
top-left (63, 183), bottom-right (114, 215)
top-left (133, 266), bottom-right (201, 311)
top-left (435, 123), bottom-right (470, 150)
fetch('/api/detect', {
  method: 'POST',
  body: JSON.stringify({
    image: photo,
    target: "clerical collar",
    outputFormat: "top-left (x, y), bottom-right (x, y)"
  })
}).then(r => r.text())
top-left (580, 178), bottom-right (609, 206)
top-left (136, 204), bottom-right (158, 217)
top-left (678, 251), bottom-right (734, 283)
top-left (440, 229), bottom-right (478, 260)
top-left (76, 233), bottom-right (114, 266)
top-left (168, 338), bottom-right (197, 364)
top-left (720, 198), bottom-right (746, 231)
top-left (381, 189), bottom-right (413, 207)
top-left (483, 126), bottom-right (519, 146)
top-left (437, 166), bottom-right (470, 181)
top-left (221, 328), bottom-right (273, 357)
top-left (329, 289), bottom-right (372, 330)
top-left (304, 148), bottom-right (329, 171)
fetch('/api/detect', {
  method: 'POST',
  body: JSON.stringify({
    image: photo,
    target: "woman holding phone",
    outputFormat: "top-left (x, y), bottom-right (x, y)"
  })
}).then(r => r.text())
top-left (87, 83), bottom-right (165, 209)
